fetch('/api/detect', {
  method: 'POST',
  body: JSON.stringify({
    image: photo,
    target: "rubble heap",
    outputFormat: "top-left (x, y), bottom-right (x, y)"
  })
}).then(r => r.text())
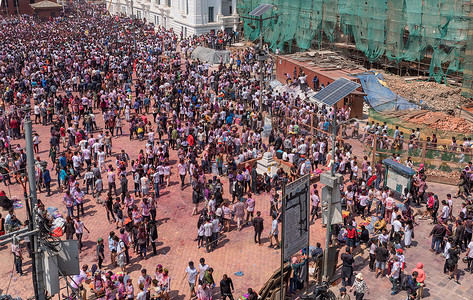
top-left (380, 73), bottom-right (471, 112)
top-left (383, 110), bottom-right (472, 133)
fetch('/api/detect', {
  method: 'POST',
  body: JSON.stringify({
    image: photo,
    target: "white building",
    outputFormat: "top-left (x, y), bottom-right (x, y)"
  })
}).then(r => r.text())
top-left (108, 0), bottom-right (239, 36)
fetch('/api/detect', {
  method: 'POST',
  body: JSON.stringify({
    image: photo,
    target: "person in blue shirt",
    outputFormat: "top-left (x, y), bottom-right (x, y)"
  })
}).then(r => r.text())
top-left (323, 119), bottom-right (330, 132)
top-left (59, 168), bottom-right (67, 193)
top-left (43, 168), bottom-right (52, 197)
top-left (59, 154), bottom-right (67, 169)
top-left (225, 114), bottom-right (233, 125)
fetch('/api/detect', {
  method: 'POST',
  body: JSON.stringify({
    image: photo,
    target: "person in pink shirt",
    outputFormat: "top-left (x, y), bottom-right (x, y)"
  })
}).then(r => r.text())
top-left (411, 262), bottom-right (426, 299)
top-left (63, 190), bottom-right (75, 218)
top-left (245, 193), bottom-right (255, 223)
top-left (141, 198), bottom-right (151, 223)
top-left (384, 191), bottom-right (395, 224)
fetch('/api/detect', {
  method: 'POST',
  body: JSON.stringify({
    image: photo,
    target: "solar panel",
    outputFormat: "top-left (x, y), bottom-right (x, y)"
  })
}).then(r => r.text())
top-left (312, 77), bottom-right (360, 106)
top-left (249, 4), bottom-right (273, 16)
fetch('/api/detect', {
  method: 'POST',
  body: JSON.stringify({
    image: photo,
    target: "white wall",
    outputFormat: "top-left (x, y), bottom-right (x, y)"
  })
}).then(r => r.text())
top-left (109, 0), bottom-right (238, 36)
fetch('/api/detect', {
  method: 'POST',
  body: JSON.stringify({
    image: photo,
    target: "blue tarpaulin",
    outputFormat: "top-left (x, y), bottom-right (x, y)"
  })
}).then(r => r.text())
top-left (354, 72), bottom-right (419, 111)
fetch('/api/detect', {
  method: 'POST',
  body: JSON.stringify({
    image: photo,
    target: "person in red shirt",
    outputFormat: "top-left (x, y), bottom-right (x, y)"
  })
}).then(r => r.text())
top-left (60, 126), bottom-right (66, 147)
top-left (9, 118), bottom-right (19, 139)
top-left (187, 134), bottom-right (195, 147)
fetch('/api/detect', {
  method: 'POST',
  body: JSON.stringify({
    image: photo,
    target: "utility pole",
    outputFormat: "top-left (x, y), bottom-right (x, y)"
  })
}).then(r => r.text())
top-left (321, 117), bottom-right (355, 281)
top-left (321, 113), bottom-right (338, 281)
top-left (240, 4), bottom-right (281, 114)
top-left (25, 116), bottom-right (46, 300)
top-left (258, 15), bottom-right (264, 114)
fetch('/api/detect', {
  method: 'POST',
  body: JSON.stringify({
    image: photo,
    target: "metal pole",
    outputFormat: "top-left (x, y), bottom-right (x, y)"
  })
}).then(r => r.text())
top-left (280, 184), bottom-right (286, 300)
top-left (25, 118), bottom-right (46, 300)
top-left (259, 15), bottom-right (263, 114)
top-left (305, 187), bottom-right (310, 294)
top-left (322, 112), bottom-right (337, 281)
top-left (330, 113), bottom-right (337, 177)
top-left (23, 194), bottom-right (34, 246)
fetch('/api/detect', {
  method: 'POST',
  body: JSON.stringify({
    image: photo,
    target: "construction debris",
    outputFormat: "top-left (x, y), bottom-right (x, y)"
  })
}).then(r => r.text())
top-left (379, 72), bottom-right (472, 112)
top-left (286, 51), bottom-right (367, 71)
top-left (382, 110), bottom-right (472, 133)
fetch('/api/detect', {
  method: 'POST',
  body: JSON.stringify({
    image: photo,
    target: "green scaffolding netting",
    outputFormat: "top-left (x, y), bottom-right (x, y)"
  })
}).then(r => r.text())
top-left (237, 0), bottom-right (470, 85)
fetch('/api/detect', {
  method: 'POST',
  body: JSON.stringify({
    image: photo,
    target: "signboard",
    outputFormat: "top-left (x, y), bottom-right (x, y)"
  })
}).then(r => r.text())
top-left (283, 174), bottom-right (310, 260)
top-left (386, 168), bottom-right (410, 194)
top-left (382, 159), bottom-right (415, 196)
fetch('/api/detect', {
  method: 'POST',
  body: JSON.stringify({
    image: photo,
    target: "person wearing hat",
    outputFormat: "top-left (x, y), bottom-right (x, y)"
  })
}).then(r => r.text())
top-left (350, 273), bottom-right (369, 300)
top-left (338, 286), bottom-right (351, 300)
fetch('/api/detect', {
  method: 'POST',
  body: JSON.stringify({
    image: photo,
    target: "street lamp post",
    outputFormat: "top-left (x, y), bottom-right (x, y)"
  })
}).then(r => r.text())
top-left (240, 5), bottom-right (281, 114)
top-left (258, 15), bottom-right (264, 114)
top-left (322, 117), bottom-right (356, 281)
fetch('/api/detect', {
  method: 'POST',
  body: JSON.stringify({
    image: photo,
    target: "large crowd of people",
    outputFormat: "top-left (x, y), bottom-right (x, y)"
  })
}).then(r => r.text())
top-left (0, 2), bottom-right (472, 300)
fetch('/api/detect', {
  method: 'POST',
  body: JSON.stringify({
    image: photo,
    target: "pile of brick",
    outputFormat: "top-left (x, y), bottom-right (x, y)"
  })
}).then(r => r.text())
top-left (380, 73), bottom-right (471, 112)
top-left (401, 111), bottom-right (471, 133)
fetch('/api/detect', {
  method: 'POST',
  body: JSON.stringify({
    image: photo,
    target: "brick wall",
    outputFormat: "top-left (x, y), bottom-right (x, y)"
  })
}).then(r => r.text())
top-left (1, 0), bottom-right (34, 15)
top-left (0, 0), bottom-right (59, 16)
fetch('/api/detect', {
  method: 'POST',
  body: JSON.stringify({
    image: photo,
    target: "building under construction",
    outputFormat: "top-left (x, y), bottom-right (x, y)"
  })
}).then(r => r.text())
top-left (237, 0), bottom-right (473, 98)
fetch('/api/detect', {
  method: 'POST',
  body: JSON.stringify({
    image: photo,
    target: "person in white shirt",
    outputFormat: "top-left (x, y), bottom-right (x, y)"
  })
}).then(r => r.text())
top-left (163, 164), bottom-right (171, 187)
top-left (82, 148), bottom-right (91, 167)
top-left (310, 189), bottom-right (320, 221)
top-left (138, 269), bottom-right (152, 291)
top-left (177, 160), bottom-right (187, 190)
top-left (92, 141), bottom-right (102, 161)
top-left (467, 240), bottom-right (473, 273)
top-left (185, 261), bottom-right (198, 297)
top-left (447, 194), bottom-right (454, 220)
top-left (366, 162), bottom-right (373, 178)
top-left (198, 258), bottom-right (209, 285)
top-left (70, 265), bottom-right (88, 297)
top-left (362, 123), bottom-right (370, 142)
top-left (440, 200), bottom-right (450, 222)
top-left (72, 152), bottom-right (82, 176)
top-left (203, 219), bottom-right (213, 252)
top-left (74, 217), bottom-right (89, 252)
top-left (388, 256), bottom-right (401, 295)
top-left (358, 190), bottom-right (369, 218)
top-left (97, 149), bottom-right (106, 171)
top-left (34, 103), bottom-right (41, 124)
top-left (270, 214), bottom-right (280, 249)
top-left (392, 215), bottom-right (403, 237)
top-left (350, 161), bottom-right (358, 181)
top-left (136, 283), bottom-right (146, 300)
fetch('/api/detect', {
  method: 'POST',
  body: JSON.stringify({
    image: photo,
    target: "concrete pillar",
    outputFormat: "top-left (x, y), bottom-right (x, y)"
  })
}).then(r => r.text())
top-left (217, 0), bottom-right (222, 16)
top-left (232, 0), bottom-right (238, 30)
top-left (217, 0), bottom-right (224, 29)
